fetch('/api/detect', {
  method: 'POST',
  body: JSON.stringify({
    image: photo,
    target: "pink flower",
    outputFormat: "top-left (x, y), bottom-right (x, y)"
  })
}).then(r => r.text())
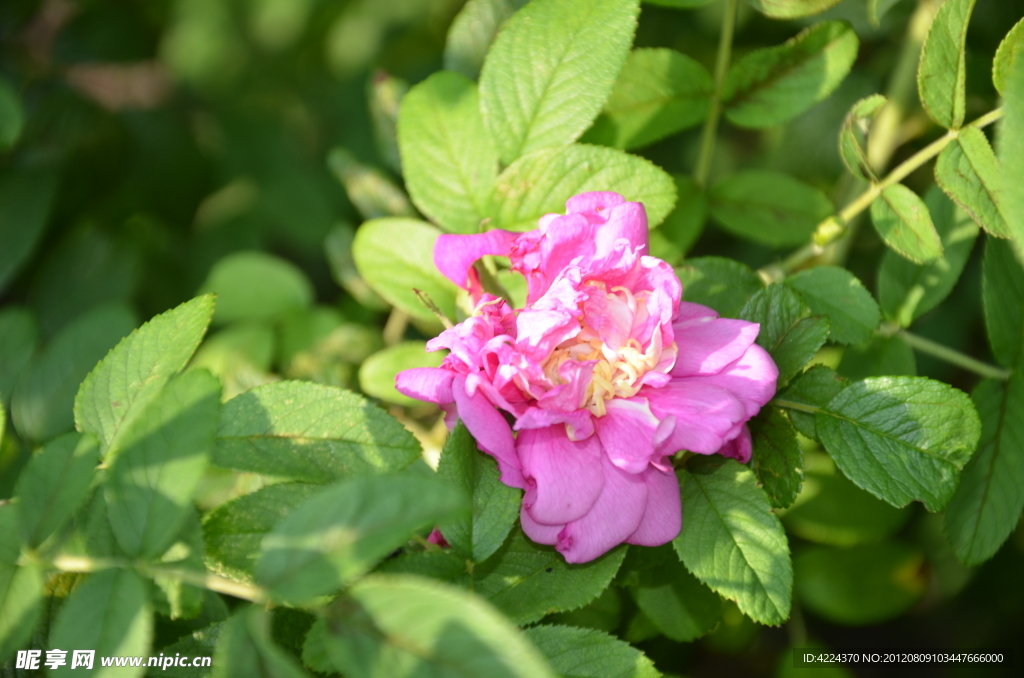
top-left (397, 192), bottom-right (778, 563)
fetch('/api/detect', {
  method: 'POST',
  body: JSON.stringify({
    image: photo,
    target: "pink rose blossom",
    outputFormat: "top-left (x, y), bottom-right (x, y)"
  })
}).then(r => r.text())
top-left (397, 192), bottom-right (778, 563)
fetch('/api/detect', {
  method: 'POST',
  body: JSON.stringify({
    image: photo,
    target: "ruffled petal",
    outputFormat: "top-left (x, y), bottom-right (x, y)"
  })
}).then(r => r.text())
top-left (452, 375), bottom-right (525, 488)
top-left (671, 316), bottom-right (761, 377)
top-left (644, 381), bottom-right (747, 455)
top-left (594, 201), bottom-right (648, 255)
top-left (519, 426), bottom-right (604, 525)
top-left (594, 398), bottom-right (668, 473)
top-left (565, 191), bottom-right (626, 216)
top-left (434, 230), bottom-right (520, 289)
top-left (679, 344), bottom-right (778, 418)
top-left (520, 505), bottom-right (562, 545)
top-left (626, 467), bottom-right (682, 547)
top-left (556, 453), bottom-right (648, 563)
top-left (395, 367), bottom-right (456, 404)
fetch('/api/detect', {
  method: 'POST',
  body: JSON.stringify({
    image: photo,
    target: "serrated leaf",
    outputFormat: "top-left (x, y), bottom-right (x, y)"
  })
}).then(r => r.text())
top-left (723, 21), bottom-right (859, 129)
top-left (0, 167), bottom-right (58, 294)
top-left (878, 186), bottom-right (978, 326)
top-left (585, 48), bottom-right (712, 150)
top-left (444, 0), bottom-right (528, 81)
top-left (917, 0), bottom-right (976, 129)
top-left (870, 183), bottom-right (944, 264)
top-left (749, 407), bottom-right (804, 509)
top-left (749, 0), bottom-right (845, 19)
top-left (398, 72), bottom-right (497, 234)
top-left (75, 295), bottom-right (215, 450)
top-left (256, 473), bottom-right (468, 604)
top-left (630, 552), bottom-right (721, 643)
top-left (479, 0), bottom-right (640, 164)
top-left (999, 48), bottom-right (1024, 254)
top-left (740, 284), bottom-right (830, 384)
top-left (318, 574), bottom-right (557, 678)
top-left (673, 458), bottom-right (792, 626)
top-left (982, 239), bottom-right (1024, 367)
top-left (203, 483), bottom-right (320, 581)
top-left (935, 127), bottom-right (1011, 238)
top-left (677, 257), bottom-right (763, 318)
top-left (838, 94), bottom-right (886, 180)
top-left (211, 607), bottom-right (309, 678)
top-left (777, 365), bottom-right (848, 440)
top-left (491, 144), bottom-right (677, 231)
top-left (199, 252), bottom-right (314, 325)
top-left (11, 304), bottom-right (136, 443)
top-left (786, 267), bottom-right (880, 345)
top-left (14, 432), bottom-right (98, 547)
top-left (525, 625), bottom-right (661, 678)
top-left (358, 342), bottom-right (445, 407)
top-left (48, 569), bottom-right (152, 678)
top-left (0, 506), bottom-right (44, 661)
top-left (816, 377), bottom-right (981, 511)
top-left (436, 422), bottom-right (520, 563)
top-left (993, 18), bottom-right (1024, 95)
top-left (213, 381), bottom-right (421, 482)
top-left (159, 621), bottom-right (224, 678)
top-left (105, 369), bottom-right (220, 559)
top-left (709, 171), bottom-right (834, 247)
top-left (0, 308), bottom-right (37, 409)
top-left (837, 334), bottom-right (917, 380)
top-left (944, 375), bottom-right (1024, 566)
top-left (352, 217), bottom-right (458, 324)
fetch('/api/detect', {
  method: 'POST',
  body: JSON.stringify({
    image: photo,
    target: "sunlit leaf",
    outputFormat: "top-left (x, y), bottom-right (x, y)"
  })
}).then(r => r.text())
top-left (785, 266), bottom-right (880, 345)
top-left (917, 0), bottom-right (976, 129)
top-left (935, 127), bottom-right (1012, 238)
top-left (870, 183), bottom-right (943, 264)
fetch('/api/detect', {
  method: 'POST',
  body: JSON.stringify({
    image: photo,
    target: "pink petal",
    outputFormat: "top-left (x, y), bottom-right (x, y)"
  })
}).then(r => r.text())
top-left (395, 367), bottom-right (456, 404)
top-left (626, 467), bottom-right (682, 547)
top-left (452, 375), bottom-right (526, 489)
top-left (434, 230), bottom-right (519, 289)
top-left (644, 381), bottom-right (747, 455)
top-left (594, 201), bottom-right (648, 255)
top-left (671, 316), bottom-right (761, 377)
top-left (565, 191), bottom-right (626, 216)
top-left (556, 453), bottom-right (649, 564)
top-left (675, 301), bottom-right (718, 322)
top-left (520, 505), bottom-right (562, 545)
top-left (717, 424), bottom-right (752, 463)
top-left (519, 426), bottom-right (604, 525)
top-left (680, 344), bottom-right (778, 418)
top-left (594, 398), bottom-right (668, 474)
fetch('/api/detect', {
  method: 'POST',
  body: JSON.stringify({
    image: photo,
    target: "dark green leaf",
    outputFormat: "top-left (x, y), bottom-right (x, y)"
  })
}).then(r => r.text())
top-left (993, 18), bottom-right (1024, 95)
top-left (776, 365), bottom-right (848, 440)
top-left (677, 257), bottom-right (763, 318)
top-left (868, 0), bottom-right (907, 28)
top-left (749, 407), bottom-right (804, 509)
top-left (0, 77), bottom-right (24, 150)
top-left (358, 342), bottom-right (445, 407)
top-left (631, 553), bottom-right (721, 642)
top-left (444, 0), bottom-right (528, 80)
top-left (648, 175), bottom-right (706, 265)
top-left (674, 458), bottom-right (792, 626)
top-left (524, 625), bottom-right (661, 678)
top-left (749, 1), bottom-right (844, 19)
top-left (211, 607), bottom-right (309, 678)
top-left (917, 0), bottom-right (976, 129)
top-left (105, 369), bottom-right (220, 558)
top-left (935, 127), bottom-right (1012, 238)
top-left (0, 168), bottom-right (58, 293)
top-left (998, 47), bottom-right (1024, 251)
top-left (982, 239), bottom-right (1024, 367)
top-left (546, 587), bottom-right (622, 633)
top-left (870, 183), bottom-right (944, 264)
top-left (815, 376), bottom-right (981, 511)
top-left (159, 622), bottom-right (224, 678)
top-left (199, 252), bottom-right (314, 325)
top-left (838, 94), bottom-right (886, 180)
top-left (723, 21), bottom-right (859, 129)
top-left (214, 381), bottom-right (421, 483)
top-left (837, 334), bottom-right (916, 379)
top-left (479, 0), bottom-right (640, 164)
top-left (709, 171), bottom-right (834, 247)
top-left (0, 308), bottom-right (37, 409)
top-left (75, 295), bottom-right (215, 450)
top-left (436, 422), bottom-right (520, 563)
top-left (740, 284), bottom-right (830, 384)
top-left (0, 505), bottom-right (43, 661)
top-left (786, 266), bottom-right (880, 345)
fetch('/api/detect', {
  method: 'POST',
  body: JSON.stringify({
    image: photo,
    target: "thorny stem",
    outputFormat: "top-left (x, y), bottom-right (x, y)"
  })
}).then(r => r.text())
top-left (693, 0), bottom-right (739, 187)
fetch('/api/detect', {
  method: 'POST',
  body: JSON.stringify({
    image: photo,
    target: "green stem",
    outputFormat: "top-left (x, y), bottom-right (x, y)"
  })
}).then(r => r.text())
top-left (773, 399), bottom-right (821, 415)
top-left (693, 0), bottom-right (739, 187)
top-left (898, 330), bottom-right (1011, 381)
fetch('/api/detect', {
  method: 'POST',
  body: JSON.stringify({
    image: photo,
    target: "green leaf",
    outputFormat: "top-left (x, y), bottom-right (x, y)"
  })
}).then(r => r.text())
top-left (982, 239), bottom-right (1024, 368)
top-left (785, 266), bottom-right (880, 345)
top-left (256, 472), bottom-right (468, 604)
top-left (630, 552), bottom-right (721, 642)
top-left (359, 342), bottom-right (445, 407)
top-left (740, 284), bottom-right (831, 385)
top-left (211, 607), bottom-right (309, 678)
top-left (723, 21), bottom-right (859, 129)
top-left (444, 0), bottom-right (528, 81)
top-left (999, 47), bottom-right (1024, 254)
top-left (14, 432), bottom-right (99, 547)
top-left (709, 171), bottom-right (835, 248)
top-left (491, 144), bottom-right (677, 231)
top-left (0, 77), bottom-right (24, 151)
top-left (585, 48), bottom-right (712, 150)
top-left (1, 506), bottom-right (44, 662)
top-left (524, 625), bottom-right (661, 678)
top-left (11, 304), bottom-right (137, 443)
top-left (815, 376), bottom-right (981, 511)
top-left (868, 0), bottom-right (907, 28)
top-left (935, 127), bottom-right (1012, 238)
top-left (0, 308), bottom-right (37, 408)
top-left (0, 167), bottom-right (58, 293)
top-left (75, 295), bottom-right (215, 450)
top-left (318, 574), bottom-right (557, 678)
top-left (794, 543), bottom-right (926, 625)
top-left (158, 621), bottom-right (224, 678)
top-left (777, 365), bottom-right (848, 440)
top-left (203, 483), bottom-right (321, 581)
top-left (673, 458), bottom-right (792, 626)
top-left (328, 149), bottom-right (417, 220)
top-left (352, 218), bottom-right (458, 323)
top-left (870, 183), bottom-right (944, 264)
top-left (917, 0), bottom-right (976, 130)
top-left (944, 375), bottom-right (1024, 565)
top-left (838, 94), bottom-right (886, 180)
top-left (643, 0), bottom-right (714, 8)
top-left (749, 1), bottom-right (845, 19)
top-left (877, 186), bottom-right (978, 326)
top-left (677, 257), bottom-right (763, 318)
top-left (48, 569), bottom-right (152, 678)
top-left (105, 369), bottom-right (220, 558)
top-left (546, 587), bottom-right (622, 633)
top-left (436, 422), bottom-right (520, 563)
top-left (213, 381), bottom-right (421, 483)
top-left (749, 407), bottom-right (804, 509)
top-left (993, 18), bottom-right (1024, 96)
top-left (648, 175), bottom-right (706, 265)
top-left (479, 0), bottom-right (640, 164)
top-left (782, 470), bottom-right (911, 546)
top-left (398, 71), bottom-right (497, 234)
top-left (836, 334), bottom-right (916, 380)
top-left (199, 252), bottom-right (314, 325)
